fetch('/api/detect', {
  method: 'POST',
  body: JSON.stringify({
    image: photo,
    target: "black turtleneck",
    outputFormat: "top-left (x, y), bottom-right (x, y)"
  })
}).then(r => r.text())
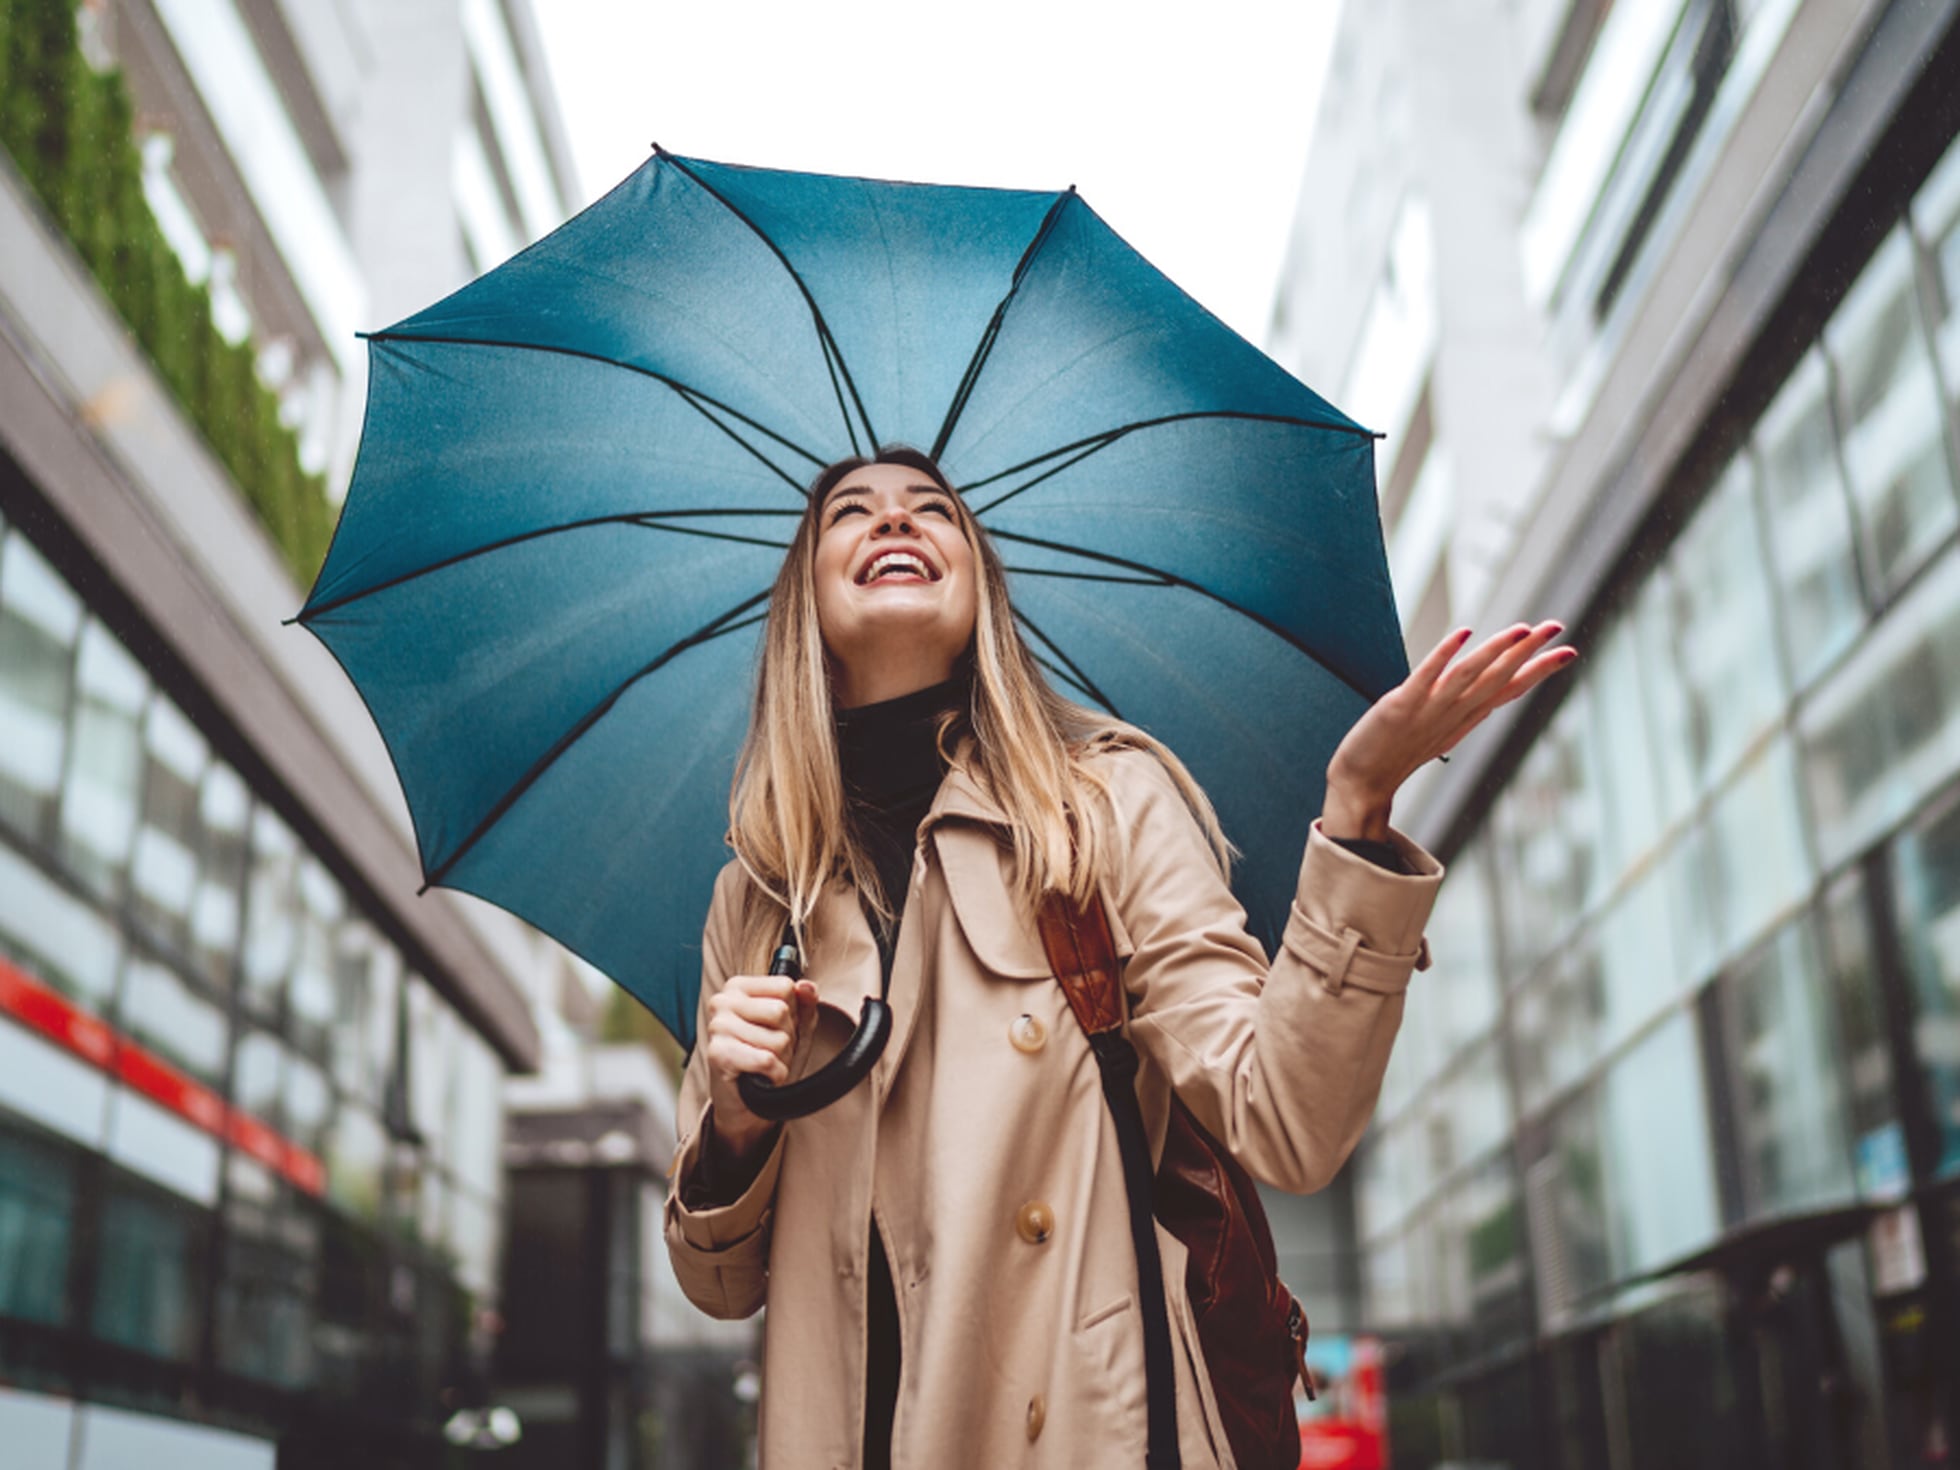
top-left (834, 676), bottom-right (962, 1470)
top-left (835, 675), bottom-right (963, 978)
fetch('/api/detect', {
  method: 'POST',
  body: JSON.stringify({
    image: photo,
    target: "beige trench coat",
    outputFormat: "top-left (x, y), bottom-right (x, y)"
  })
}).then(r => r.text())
top-left (664, 747), bottom-right (1443, 1469)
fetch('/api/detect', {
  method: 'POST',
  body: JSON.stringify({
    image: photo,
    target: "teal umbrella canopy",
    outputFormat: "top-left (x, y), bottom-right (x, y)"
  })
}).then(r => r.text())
top-left (298, 151), bottom-right (1403, 1051)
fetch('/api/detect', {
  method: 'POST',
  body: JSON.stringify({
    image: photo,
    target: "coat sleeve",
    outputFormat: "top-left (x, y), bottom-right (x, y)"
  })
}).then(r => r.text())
top-left (1109, 751), bottom-right (1443, 1194)
top-left (662, 863), bottom-right (785, 1319)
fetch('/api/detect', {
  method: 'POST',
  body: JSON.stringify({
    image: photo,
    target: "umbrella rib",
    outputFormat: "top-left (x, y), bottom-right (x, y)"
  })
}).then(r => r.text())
top-left (295, 509), bottom-right (800, 621)
top-left (929, 188), bottom-right (1076, 464)
top-left (421, 589), bottom-right (774, 892)
top-left (965, 408), bottom-right (1381, 510)
top-left (1014, 609), bottom-right (1122, 719)
top-left (1003, 565), bottom-right (1169, 586)
top-left (658, 150), bottom-right (880, 453)
top-left (364, 328), bottom-right (824, 481)
top-left (628, 520), bottom-right (792, 553)
top-left (993, 528), bottom-right (1381, 702)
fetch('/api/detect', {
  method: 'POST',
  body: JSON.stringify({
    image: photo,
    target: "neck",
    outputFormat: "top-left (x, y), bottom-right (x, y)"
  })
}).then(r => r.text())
top-left (831, 651), bottom-right (958, 710)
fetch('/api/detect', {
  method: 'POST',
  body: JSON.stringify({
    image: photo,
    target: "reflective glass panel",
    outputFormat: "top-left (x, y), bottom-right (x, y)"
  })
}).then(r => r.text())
top-left (1915, 134), bottom-right (1960, 418)
top-left (1426, 841), bottom-right (1501, 1058)
top-left (1658, 456), bottom-right (1789, 792)
top-left (1631, 566), bottom-right (1701, 828)
top-left (285, 1054), bottom-right (332, 1155)
top-left (0, 534), bottom-right (81, 841)
top-left (1801, 549), bottom-right (1960, 868)
top-left (0, 841), bottom-right (123, 1009)
top-left (1594, 861), bottom-right (1683, 1054)
top-left (1432, 1037), bottom-right (1510, 1177)
top-left (1587, 616), bottom-right (1671, 876)
top-left (1531, 1086), bottom-right (1612, 1310)
top-left (0, 1125), bottom-right (75, 1325)
top-left (1890, 791), bottom-right (1960, 1175)
top-left (330, 918), bottom-right (377, 1098)
top-left (57, 623), bottom-right (148, 899)
top-left (1825, 227), bottom-right (1957, 597)
top-left (1452, 1153), bottom-right (1529, 1352)
top-left (451, 1032), bottom-right (504, 1205)
top-left (191, 765), bottom-right (249, 986)
top-left (233, 1029), bottom-right (286, 1129)
top-left (119, 953), bottom-right (227, 1087)
top-left (1724, 915), bottom-right (1856, 1217)
top-left (241, 807), bottom-right (300, 1015)
top-left (325, 1103), bottom-right (385, 1222)
top-left (1513, 932), bottom-right (1605, 1116)
top-left (1820, 873), bottom-right (1904, 1197)
top-left (92, 1181), bottom-right (205, 1360)
top-left (1491, 691), bottom-right (1605, 976)
top-left (408, 979), bottom-right (456, 1171)
top-left (129, 697), bottom-right (208, 954)
top-left (289, 858), bottom-right (342, 1057)
top-left (1754, 353), bottom-right (1866, 687)
top-left (1600, 1008), bottom-right (1719, 1277)
top-left (1704, 736), bottom-right (1814, 960)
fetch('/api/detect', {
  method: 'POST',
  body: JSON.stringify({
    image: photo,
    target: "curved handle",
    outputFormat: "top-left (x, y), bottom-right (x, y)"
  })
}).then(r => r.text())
top-left (735, 941), bottom-right (891, 1121)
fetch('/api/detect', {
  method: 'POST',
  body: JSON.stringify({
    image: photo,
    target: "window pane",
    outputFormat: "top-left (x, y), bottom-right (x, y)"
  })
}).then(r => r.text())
top-left (120, 954), bottom-right (228, 1087)
top-left (233, 1030), bottom-right (286, 1128)
top-left (325, 1104), bottom-right (386, 1222)
top-left (0, 534), bottom-right (81, 841)
top-left (408, 979), bottom-right (456, 1174)
top-left (290, 859), bottom-right (343, 1057)
top-left (1600, 1008), bottom-right (1719, 1277)
top-left (1705, 736), bottom-right (1814, 959)
top-left (92, 1182), bottom-right (205, 1360)
top-left (1820, 873), bottom-right (1906, 1197)
top-left (1801, 548), bottom-right (1960, 868)
top-left (191, 765), bottom-right (250, 987)
top-left (1451, 1153), bottom-right (1529, 1351)
top-left (57, 623), bottom-right (148, 899)
top-left (0, 1126), bottom-right (75, 1326)
top-left (129, 698), bottom-right (208, 954)
top-left (285, 1054), bottom-right (332, 1156)
top-left (1513, 934), bottom-right (1605, 1116)
top-left (1725, 916), bottom-right (1856, 1217)
top-left (0, 841), bottom-right (124, 1010)
top-left (1433, 1037), bottom-right (1510, 1175)
top-left (242, 807), bottom-right (300, 1016)
top-left (1595, 861), bottom-right (1683, 1054)
top-left (1889, 792), bottom-right (1960, 1176)
top-left (1587, 617), bottom-right (1671, 875)
top-left (1660, 456), bottom-right (1789, 790)
top-left (1915, 133), bottom-right (1960, 416)
top-left (1529, 1086), bottom-right (1613, 1312)
top-left (1492, 692), bottom-right (1605, 976)
top-left (1825, 227), bottom-right (1957, 598)
top-left (1754, 351), bottom-right (1865, 686)
top-left (451, 1032), bottom-right (505, 1205)
top-left (1427, 840), bottom-right (1501, 1056)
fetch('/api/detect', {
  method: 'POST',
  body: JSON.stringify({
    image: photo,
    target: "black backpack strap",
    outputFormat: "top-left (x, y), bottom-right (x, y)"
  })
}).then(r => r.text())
top-left (1037, 894), bottom-right (1181, 1470)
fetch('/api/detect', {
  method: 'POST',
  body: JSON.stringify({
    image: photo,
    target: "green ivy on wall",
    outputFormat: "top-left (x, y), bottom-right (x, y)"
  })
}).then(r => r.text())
top-left (0, 0), bottom-right (335, 585)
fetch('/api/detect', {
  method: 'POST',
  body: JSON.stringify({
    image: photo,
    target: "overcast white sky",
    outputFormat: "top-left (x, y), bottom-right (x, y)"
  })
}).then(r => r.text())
top-left (532, 0), bottom-right (1342, 347)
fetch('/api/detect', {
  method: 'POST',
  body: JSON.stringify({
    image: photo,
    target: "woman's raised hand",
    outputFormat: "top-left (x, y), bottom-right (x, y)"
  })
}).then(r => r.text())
top-left (1321, 622), bottom-right (1577, 842)
top-left (705, 971), bottom-right (820, 1157)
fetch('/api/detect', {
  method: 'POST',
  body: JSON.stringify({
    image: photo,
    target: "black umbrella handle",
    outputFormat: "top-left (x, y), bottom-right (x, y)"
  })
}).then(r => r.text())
top-left (736, 938), bottom-right (891, 1121)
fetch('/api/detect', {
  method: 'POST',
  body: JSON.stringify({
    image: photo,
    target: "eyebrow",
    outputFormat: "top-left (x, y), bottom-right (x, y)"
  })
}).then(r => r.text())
top-left (819, 480), bottom-right (949, 511)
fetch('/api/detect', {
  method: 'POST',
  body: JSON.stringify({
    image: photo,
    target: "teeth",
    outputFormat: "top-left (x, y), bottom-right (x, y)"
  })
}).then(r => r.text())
top-left (865, 552), bottom-right (930, 583)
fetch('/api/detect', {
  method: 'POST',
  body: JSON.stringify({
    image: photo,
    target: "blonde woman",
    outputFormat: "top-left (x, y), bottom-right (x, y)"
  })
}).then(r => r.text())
top-left (664, 446), bottom-right (1573, 1469)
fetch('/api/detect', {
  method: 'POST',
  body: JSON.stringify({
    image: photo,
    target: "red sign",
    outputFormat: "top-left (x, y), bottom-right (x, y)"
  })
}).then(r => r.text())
top-left (0, 954), bottom-right (325, 1197)
top-left (1298, 1336), bottom-right (1388, 1470)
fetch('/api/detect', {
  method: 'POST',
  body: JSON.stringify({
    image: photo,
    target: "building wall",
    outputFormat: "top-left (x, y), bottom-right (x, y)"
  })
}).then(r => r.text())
top-left (1271, 0), bottom-right (1960, 1462)
top-left (0, 0), bottom-right (583, 1462)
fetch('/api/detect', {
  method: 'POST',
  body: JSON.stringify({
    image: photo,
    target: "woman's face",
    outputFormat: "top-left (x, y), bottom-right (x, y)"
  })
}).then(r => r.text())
top-left (812, 463), bottom-right (979, 706)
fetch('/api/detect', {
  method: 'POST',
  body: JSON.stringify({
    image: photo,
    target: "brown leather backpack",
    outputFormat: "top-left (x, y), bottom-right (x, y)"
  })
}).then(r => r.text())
top-left (1037, 893), bottom-right (1312, 1470)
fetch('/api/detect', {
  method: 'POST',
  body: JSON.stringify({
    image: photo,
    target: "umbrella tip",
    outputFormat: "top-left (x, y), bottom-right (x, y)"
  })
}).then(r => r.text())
top-left (651, 140), bottom-right (667, 157)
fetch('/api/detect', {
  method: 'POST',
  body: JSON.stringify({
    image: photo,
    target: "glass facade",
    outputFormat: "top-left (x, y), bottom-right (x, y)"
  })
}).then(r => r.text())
top-left (1363, 133), bottom-right (1960, 1464)
top-left (0, 511), bottom-right (508, 1458)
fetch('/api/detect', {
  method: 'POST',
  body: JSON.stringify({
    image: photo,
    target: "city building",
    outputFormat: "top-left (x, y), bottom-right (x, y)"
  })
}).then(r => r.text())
top-left (1270, 0), bottom-right (1960, 1464)
top-left (0, 0), bottom-right (595, 1465)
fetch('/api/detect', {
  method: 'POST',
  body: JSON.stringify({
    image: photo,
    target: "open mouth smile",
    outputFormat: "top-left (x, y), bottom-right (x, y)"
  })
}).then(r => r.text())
top-left (855, 550), bottom-right (940, 585)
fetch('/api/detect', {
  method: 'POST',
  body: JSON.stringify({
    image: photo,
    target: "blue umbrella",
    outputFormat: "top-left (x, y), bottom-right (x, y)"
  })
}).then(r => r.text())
top-left (296, 150), bottom-right (1405, 1055)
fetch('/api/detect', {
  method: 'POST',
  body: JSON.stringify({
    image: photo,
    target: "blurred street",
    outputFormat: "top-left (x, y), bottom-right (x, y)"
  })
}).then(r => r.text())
top-left (0, 0), bottom-right (1957, 1466)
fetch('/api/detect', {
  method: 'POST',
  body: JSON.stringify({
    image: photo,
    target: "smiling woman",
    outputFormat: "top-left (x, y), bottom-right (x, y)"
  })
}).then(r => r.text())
top-left (662, 443), bottom-right (1573, 1468)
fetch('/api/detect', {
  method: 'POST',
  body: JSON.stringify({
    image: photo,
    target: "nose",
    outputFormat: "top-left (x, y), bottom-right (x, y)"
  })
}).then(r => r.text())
top-left (872, 503), bottom-right (917, 536)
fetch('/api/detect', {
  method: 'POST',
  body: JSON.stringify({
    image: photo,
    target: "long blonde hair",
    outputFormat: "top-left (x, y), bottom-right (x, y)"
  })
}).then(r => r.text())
top-left (727, 447), bottom-right (1230, 968)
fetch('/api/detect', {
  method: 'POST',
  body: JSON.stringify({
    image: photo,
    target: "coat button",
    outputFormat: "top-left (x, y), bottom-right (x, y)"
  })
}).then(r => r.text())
top-left (1026, 1394), bottom-right (1046, 1441)
top-left (1015, 1201), bottom-right (1054, 1244)
top-left (1008, 1013), bottom-right (1047, 1054)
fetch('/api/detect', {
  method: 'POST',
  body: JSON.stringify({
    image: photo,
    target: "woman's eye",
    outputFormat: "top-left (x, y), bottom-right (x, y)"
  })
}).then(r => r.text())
top-left (919, 499), bottom-right (954, 519)
top-left (826, 499), bottom-right (869, 523)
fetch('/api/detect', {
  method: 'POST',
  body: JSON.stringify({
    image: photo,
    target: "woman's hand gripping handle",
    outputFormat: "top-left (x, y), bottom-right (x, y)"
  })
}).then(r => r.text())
top-left (705, 945), bottom-right (820, 1161)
